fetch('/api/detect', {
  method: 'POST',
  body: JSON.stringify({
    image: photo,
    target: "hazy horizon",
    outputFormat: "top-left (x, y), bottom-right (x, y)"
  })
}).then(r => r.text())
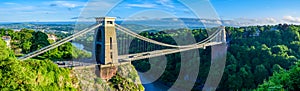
top-left (1, 0), bottom-right (300, 26)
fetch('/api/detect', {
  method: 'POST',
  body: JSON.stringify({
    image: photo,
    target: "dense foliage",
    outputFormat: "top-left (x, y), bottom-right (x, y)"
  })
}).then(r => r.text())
top-left (0, 37), bottom-right (13, 60)
top-left (109, 74), bottom-right (144, 91)
top-left (0, 59), bottom-right (79, 90)
top-left (0, 28), bottom-right (91, 60)
top-left (218, 24), bottom-right (300, 90)
top-left (257, 61), bottom-right (300, 90)
top-left (131, 24), bottom-right (300, 90)
top-left (0, 28), bottom-right (90, 90)
top-left (0, 39), bottom-right (78, 90)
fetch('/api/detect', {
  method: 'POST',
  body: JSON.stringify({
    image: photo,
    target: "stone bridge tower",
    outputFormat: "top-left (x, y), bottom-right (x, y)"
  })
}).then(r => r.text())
top-left (94, 17), bottom-right (119, 79)
top-left (95, 17), bottom-right (119, 65)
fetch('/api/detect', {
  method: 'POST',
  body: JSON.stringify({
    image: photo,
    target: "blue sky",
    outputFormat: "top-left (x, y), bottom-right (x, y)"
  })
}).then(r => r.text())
top-left (1, 0), bottom-right (300, 25)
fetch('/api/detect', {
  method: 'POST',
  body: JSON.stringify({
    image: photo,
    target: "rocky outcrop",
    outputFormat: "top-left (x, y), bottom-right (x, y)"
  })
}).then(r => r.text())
top-left (73, 64), bottom-right (144, 91)
top-left (73, 66), bottom-right (112, 91)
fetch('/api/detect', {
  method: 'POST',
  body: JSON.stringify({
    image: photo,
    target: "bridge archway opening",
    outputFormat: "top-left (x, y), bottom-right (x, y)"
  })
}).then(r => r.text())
top-left (96, 28), bottom-right (103, 42)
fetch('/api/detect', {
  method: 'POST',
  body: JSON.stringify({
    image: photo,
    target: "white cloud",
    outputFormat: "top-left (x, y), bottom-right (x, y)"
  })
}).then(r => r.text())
top-left (223, 16), bottom-right (300, 26)
top-left (283, 16), bottom-right (300, 23)
top-left (88, 1), bottom-right (112, 8)
top-left (75, 0), bottom-right (121, 22)
top-left (265, 17), bottom-right (277, 23)
top-left (0, 6), bottom-right (35, 11)
top-left (156, 0), bottom-right (175, 8)
top-left (215, 20), bottom-right (222, 25)
top-left (81, 0), bottom-right (117, 11)
top-left (127, 3), bottom-right (157, 8)
top-left (3, 2), bottom-right (18, 5)
top-left (200, 20), bottom-right (207, 23)
top-left (226, 17), bottom-right (285, 26)
top-left (62, 3), bottom-right (77, 8)
top-left (52, 1), bottom-right (85, 8)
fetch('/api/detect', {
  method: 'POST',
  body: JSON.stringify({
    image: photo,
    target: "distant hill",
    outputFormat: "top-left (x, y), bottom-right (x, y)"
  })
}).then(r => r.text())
top-left (0, 18), bottom-right (237, 29)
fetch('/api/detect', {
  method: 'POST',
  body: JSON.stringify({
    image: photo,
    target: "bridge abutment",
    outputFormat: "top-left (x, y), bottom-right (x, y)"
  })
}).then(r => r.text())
top-left (97, 65), bottom-right (118, 80)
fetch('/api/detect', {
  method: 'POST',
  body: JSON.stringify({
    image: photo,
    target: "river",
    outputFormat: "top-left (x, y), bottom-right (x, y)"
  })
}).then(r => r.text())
top-left (138, 73), bottom-right (169, 91)
top-left (72, 42), bottom-right (85, 50)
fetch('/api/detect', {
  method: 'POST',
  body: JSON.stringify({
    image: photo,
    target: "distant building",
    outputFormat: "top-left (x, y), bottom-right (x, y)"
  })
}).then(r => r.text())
top-left (47, 34), bottom-right (58, 42)
top-left (60, 31), bottom-right (69, 34)
top-left (13, 29), bottom-right (21, 32)
top-left (40, 29), bottom-right (45, 33)
top-left (2, 36), bottom-right (11, 48)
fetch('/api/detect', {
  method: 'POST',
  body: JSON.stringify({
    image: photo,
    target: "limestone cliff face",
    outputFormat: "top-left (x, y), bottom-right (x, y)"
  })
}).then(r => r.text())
top-left (117, 64), bottom-right (142, 84)
top-left (109, 64), bottom-right (144, 91)
top-left (73, 64), bottom-right (144, 91)
top-left (73, 66), bottom-right (112, 91)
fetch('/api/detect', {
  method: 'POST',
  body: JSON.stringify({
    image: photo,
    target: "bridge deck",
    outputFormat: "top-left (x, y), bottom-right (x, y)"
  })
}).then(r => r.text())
top-left (118, 42), bottom-right (223, 61)
top-left (56, 42), bottom-right (223, 69)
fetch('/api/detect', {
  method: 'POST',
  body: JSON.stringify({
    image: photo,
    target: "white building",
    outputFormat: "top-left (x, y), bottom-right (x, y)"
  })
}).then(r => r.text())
top-left (2, 36), bottom-right (11, 48)
top-left (47, 34), bottom-right (58, 42)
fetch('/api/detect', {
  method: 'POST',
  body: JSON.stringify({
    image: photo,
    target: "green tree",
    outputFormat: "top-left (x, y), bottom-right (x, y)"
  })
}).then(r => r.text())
top-left (0, 39), bottom-right (10, 60)
top-left (254, 65), bottom-right (269, 85)
top-left (271, 45), bottom-right (289, 54)
top-left (30, 31), bottom-right (50, 52)
top-left (257, 61), bottom-right (300, 90)
top-left (272, 64), bottom-right (283, 73)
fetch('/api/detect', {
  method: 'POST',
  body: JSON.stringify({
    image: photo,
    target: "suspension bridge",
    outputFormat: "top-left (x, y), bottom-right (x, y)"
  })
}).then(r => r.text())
top-left (18, 17), bottom-right (226, 79)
